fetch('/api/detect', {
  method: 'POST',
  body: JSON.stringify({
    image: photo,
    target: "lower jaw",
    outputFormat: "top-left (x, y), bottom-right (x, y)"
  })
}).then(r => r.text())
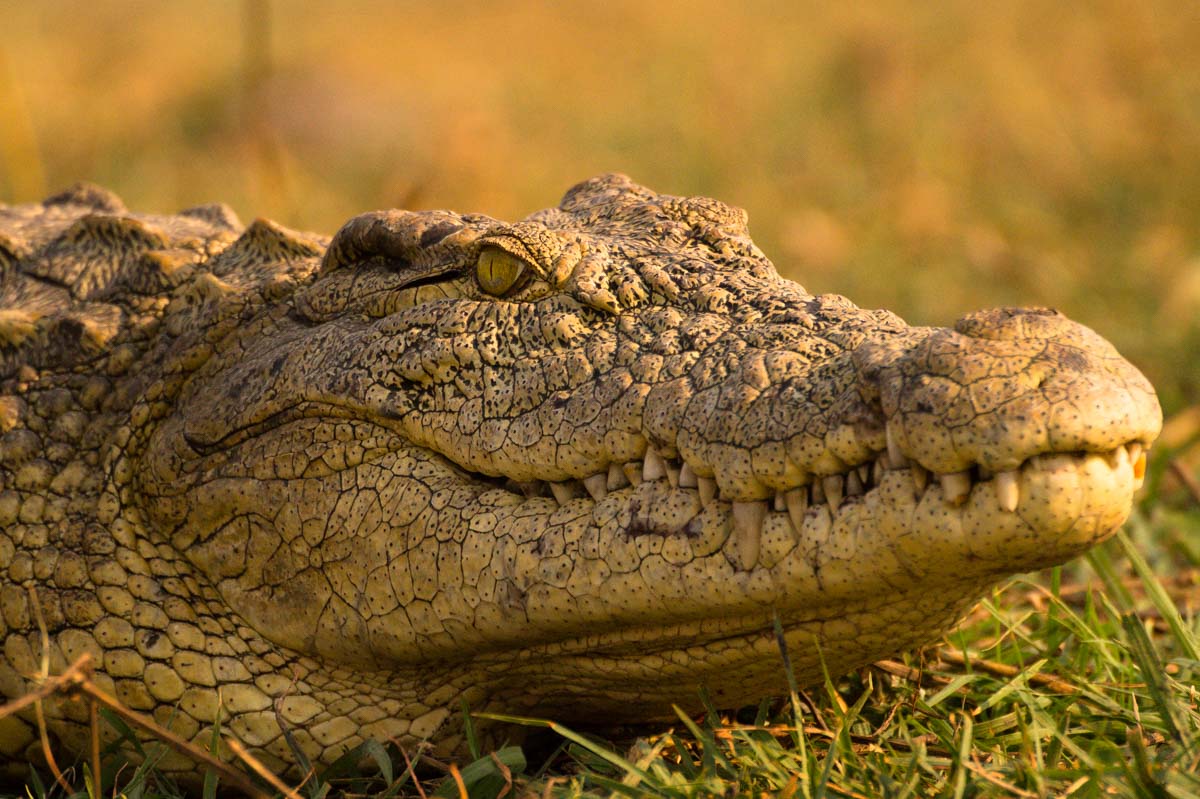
top-left (492, 443), bottom-right (1142, 577)
top-left (482, 447), bottom-right (1136, 716)
top-left (443, 448), bottom-right (1137, 673)
top-left (485, 579), bottom-right (986, 721)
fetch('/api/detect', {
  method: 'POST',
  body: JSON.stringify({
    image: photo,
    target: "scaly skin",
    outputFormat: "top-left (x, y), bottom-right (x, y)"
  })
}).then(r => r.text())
top-left (0, 175), bottom-right (1161, 776)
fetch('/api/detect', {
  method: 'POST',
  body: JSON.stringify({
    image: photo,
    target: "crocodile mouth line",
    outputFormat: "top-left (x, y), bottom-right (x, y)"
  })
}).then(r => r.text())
top-left (490, 439), bottom-right (1148, 569)
top-left (187, 402), bottom-right (1147, 575)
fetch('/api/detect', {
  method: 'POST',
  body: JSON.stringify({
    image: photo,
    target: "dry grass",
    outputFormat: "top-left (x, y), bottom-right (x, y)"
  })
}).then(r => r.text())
top-left (1, 0), bottom-right (1197, 409)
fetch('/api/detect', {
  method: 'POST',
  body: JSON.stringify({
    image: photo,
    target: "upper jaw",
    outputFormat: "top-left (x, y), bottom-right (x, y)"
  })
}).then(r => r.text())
top-left (473, 306), bottom-right (1161, 574)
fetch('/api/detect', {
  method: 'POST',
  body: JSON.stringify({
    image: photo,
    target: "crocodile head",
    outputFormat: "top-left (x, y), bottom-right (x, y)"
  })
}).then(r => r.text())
top-left (137, 174), bottom-right (1160, 725)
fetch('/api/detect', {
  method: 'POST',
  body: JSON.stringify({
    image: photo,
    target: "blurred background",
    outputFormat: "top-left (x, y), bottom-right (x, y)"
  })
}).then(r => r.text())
top-left (1, 0), bottom-right (1197, 415)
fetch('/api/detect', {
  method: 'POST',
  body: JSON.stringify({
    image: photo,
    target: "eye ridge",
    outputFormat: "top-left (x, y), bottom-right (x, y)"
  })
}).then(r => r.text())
top-left (476, 245), bottom-right (532, 297)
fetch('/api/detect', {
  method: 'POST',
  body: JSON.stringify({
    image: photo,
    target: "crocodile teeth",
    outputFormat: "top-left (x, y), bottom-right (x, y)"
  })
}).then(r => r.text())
top-left (847, 469), bottom-right (864, 496)
top-left (608, 463), bottom-right (629, 491)
top-left (698, 476), bottom-right (718, 507)
top-left (623, 462), bottom-right (643, 486)
top-left (911, 464), bottom-right (929, 495)
top-left (823, 475), bottom-right (844, 511)
top-left (583, 473), bottom-right (608, 500)
top-left (994, 470), bottom-right (1018, 512)
top-left (857, 464), bottom-right (871, 488)
top-left (773, 492), bottom-right (787, 512)
top-left (940, 471), bottom-right (972, 505)
top-left (550, 482), bottom-right (578, 504)
top-left (643, 449), bottom-right (667, 482)
top-left (784, 488), bottom-right (808, 538)
top-left (1107, 445), bottom-right (1130, 472)
top-left (1130, 443), bottom-right (1147, 488)
top-left (678, 462), bottom-right (698, 488)
top-left (729, 501), bottom-right (765, 569)
top-left (886, 421), bottom-right (909, 467)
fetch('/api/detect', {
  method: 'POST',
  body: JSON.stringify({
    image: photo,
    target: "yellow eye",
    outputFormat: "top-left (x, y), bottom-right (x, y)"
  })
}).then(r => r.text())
top-left (476, 246), bottom-right (529, 296)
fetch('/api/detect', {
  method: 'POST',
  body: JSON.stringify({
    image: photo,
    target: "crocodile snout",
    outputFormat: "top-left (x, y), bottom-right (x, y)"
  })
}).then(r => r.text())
top-left (855, 306), bottom-right (1161, 476)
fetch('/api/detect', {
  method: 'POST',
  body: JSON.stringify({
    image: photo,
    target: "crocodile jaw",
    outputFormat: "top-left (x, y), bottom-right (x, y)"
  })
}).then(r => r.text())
top-left (141, 407), bottom-right (1143, 698)
top-left (477, 447), bottom-right (1142, 720)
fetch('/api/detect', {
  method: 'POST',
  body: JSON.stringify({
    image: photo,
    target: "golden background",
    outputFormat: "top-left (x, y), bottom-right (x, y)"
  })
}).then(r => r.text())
top-left (2, 0), bottom-right (1196, 411)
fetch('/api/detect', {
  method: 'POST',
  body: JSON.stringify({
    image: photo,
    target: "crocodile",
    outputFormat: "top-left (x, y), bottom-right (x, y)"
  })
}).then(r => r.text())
top-left (0, 174), bottom-right (1161, 778)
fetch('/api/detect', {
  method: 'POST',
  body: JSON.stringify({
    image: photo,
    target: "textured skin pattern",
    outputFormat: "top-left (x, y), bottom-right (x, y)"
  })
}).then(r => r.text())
top-left (0, 176), bottom-right (1161, 776)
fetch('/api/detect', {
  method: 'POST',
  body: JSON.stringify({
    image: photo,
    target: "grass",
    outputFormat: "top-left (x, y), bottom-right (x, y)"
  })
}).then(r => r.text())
top-left (13, 488), bottom-right (1199, 798)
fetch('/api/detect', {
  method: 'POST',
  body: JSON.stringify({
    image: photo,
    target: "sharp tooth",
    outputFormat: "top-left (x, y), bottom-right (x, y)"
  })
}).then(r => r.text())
top-left (623, 462), bottom-right (643, 486)
top-left (1107, 446), bottom-right (1130, 471)
top-left (665, 460), bottom-right (680, 488)
top-left (698, 477), bottom-right (718, 507)
top-left (811, 478), bottom-right (825, 505)
top-left (643, 449), bottom-right (667, 482)
top-left (886, 421), bottom-right (909, 467)
top-left (857, 464), bottom-right (871, 488)
top-left (1132, 446), bottom-right (1147, 489)
top-left (1128, 442), bottom-right (1143, 464)
top-left (729, 501), bottom-right (765, 569)
top-left (994, 470), bottom-right (1018, 512)
top-left (550, 482), bottom-right (578, 505)
top-left (679, 463), bottom-right (698, 488)
top-left (847, 469), bottom-right (864, 496)
top-left (939, 471), bottom-right (972, 505)
top-left (784, 488), bottom-right (808, 538)
top-left (873, 459), bottom-right (886, 486)
top-left (911, 464), bottom-right (929, 495)
top-left (773, 492), bottom-right (787, 512)
top-left (608, 462), bottom-right (629, 491)
top-left (823, 475), bottom-right (844, 511)
top-left (583, 473), bottom-right (608, 500)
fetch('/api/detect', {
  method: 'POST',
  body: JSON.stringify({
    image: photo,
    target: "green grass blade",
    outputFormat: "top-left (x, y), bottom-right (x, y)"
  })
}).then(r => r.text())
top-left (461, 699), bottom-right (482, 761)
top-left (1120, 613), bottom-right (1193, 749)
top-left (1116, 526), bottom-right (1200, 661)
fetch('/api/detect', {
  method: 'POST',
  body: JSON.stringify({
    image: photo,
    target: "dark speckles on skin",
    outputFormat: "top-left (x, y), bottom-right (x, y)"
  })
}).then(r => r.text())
top-left (1056, 349), bottom-right (1089, 373)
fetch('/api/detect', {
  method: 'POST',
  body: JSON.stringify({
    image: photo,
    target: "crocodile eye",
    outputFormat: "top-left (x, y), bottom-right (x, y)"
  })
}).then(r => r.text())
top-left (476, 246), bottom-right (530, 296)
